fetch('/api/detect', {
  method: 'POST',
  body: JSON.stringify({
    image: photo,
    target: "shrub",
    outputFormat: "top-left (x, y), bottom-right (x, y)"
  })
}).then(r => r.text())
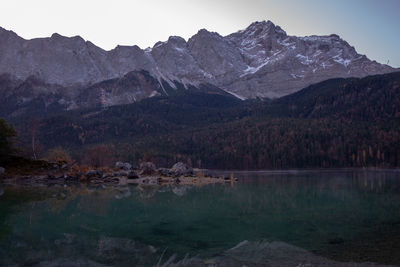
top-left (46, 147), bottom-right (72, 163)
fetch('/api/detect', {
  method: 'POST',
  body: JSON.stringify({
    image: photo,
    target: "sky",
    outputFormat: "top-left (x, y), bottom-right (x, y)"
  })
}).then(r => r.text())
top-left (0, 0), bottom-right (399, 67)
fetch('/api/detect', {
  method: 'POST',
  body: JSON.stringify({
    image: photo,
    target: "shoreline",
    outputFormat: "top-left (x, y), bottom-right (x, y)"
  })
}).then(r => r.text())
top-left (205, 167), bottom-right (400, 174)
top-left (0, 161), bottom-right (237, 188)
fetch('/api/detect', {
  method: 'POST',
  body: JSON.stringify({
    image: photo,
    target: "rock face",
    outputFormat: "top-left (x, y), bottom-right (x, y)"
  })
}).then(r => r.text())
top-left (0, 20), bottom-right (396, 107)
top-left (0, 69), bottom-right (234, 118)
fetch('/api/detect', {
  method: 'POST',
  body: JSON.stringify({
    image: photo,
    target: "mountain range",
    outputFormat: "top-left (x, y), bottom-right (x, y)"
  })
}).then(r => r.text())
top-left (1, 20), bottom-right (400, 169)
top-left (0, 20), bottom-right (397, 118)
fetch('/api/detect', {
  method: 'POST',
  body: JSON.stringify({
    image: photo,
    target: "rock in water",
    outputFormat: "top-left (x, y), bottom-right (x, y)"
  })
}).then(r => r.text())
top-left (170, 162), bottom-right (193, 176)
top-left (139, 162), bottom-right (156, 175)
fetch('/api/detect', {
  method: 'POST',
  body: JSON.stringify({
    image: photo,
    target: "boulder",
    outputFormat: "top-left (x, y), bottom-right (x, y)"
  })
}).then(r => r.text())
top-left (131, 164), bottom-right (139, 170)
top-left (139, 162), bottom-right (157, 175)
top-left (170, 162), bottom-right (193, 176)
top-left (86, 169), bottom-right (103, 178)
top-left (127, 170), bottom-right (139, 179)
top-left (158, 168), bottom-right (172, 177)
top-left (112, 170), bottom-right (127, 177)
top-left (115, 162), bottom-right (132, 170)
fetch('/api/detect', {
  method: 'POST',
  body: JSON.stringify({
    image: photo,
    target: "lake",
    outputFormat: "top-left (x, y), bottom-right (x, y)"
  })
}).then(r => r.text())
top-left (1, 169), bottom-right (400, 266)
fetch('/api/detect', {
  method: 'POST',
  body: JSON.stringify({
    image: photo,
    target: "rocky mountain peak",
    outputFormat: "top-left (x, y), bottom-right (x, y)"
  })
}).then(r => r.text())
top-left (113, 44), bottom-right (142, 53)
top-left (0, 21), bottom-right (397, 109)
top-left (0, 26), bottom-right (8, 34)
top-left (152, 36), bottom-right (187, 51)
top-left (0, 26), bottom-right (17, 35)
top-left (241, 20), bottom-right (287, 38)
top-left (50, 32), bottom-right (84, 42)
top-left (189, 28), bottom-right (223, 44)
top-left (48, 33), bottom-right (87, 50)
top-left (50, 32), bottom-right (63, 39)
top-left (167, 36), bottom-right (186, 45)
top-left (247, 20), bottom-right (275, 29)
top-left (0, 27), bottom-right (23, 44)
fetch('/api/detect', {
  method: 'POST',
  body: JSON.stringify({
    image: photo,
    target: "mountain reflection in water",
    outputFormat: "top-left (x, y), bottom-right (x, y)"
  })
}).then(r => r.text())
top-left (0, 169), bottom-right (399, 266)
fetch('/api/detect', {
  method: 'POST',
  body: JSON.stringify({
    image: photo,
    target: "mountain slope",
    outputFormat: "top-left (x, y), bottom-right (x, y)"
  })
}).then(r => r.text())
top-left (0, 70), bottom-right (236, 118)
top-left (0, 20), bottom-right (396, 105)
top-left (269, 71), bottom-right (400, 121)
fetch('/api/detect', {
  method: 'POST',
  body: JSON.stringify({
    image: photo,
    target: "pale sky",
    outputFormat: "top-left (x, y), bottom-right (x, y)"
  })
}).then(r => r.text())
top-left (0, 0), bottom-right (399, 67)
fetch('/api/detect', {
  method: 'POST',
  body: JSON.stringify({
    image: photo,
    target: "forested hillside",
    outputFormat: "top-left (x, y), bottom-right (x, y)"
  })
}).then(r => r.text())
top-left (9, 72), bottom-right (400, 169)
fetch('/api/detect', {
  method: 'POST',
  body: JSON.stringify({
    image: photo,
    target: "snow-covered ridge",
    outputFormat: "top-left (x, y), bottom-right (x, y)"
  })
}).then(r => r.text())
top-left (0, 20), bottom-right (396, 102)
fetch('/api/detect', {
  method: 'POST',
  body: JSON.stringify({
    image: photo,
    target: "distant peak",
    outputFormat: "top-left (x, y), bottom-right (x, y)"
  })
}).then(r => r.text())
top-left (242, 20), bottom-right (286, 36)
top-left (197, 28), bottom-right (223, 36)
top-left (51, 32), bottom-right (63, 38)
top-left (0, 26), bottom-right (12, 33)
top-left (114, 44), bottom-right (142, 51)
top-left (168, 35), bottom-right (186, 44)
top-left (198, 28), bottom-right (209, 33)
top-left (0, 26), bottom-right (20, 37)
top-left (250, 20), bottom-right (275, 27)
top-left (193, 28), bottom-right (221, 38)
top-left (153, 41), bottom-right (165, 49)
top-left (196, 28), bottom-right (212, 36)
top-left (188, 28), bottom-right (222, 44)
top-left (328, 34), bottom-right (341, 40)
top-left (50, 33), bottom-right (85, 43)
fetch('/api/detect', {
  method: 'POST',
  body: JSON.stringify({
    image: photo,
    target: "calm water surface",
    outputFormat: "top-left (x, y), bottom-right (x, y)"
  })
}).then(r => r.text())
top-left (0, 169), bottom-right (400, 266)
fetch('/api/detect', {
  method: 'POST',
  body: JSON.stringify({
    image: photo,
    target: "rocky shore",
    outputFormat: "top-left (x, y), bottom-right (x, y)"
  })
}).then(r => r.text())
top-left (0, 161), bottom-right (237, 187)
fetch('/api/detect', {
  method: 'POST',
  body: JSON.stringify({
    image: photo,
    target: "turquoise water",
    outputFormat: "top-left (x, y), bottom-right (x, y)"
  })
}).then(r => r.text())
top-left (1, 170), bottom-right (400, 266)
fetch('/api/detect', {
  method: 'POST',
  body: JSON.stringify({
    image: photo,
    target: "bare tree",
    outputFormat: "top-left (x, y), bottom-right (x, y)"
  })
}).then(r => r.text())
top-left (82, 144), bottom-right (114, 168)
